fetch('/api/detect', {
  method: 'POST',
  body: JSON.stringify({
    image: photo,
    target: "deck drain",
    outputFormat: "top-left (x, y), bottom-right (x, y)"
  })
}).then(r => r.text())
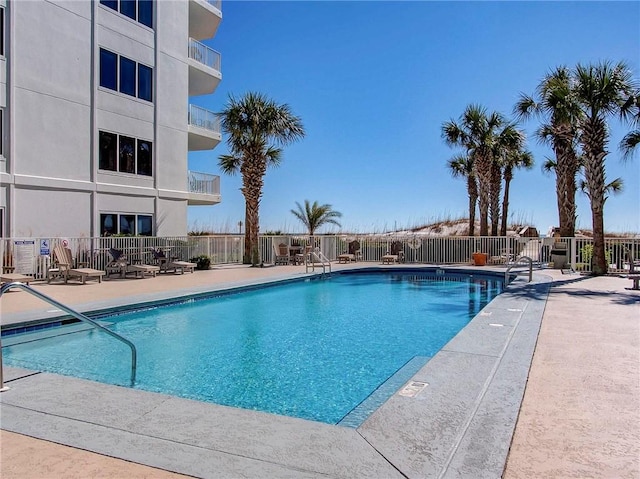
top-left (399, 381), bottom-right (428, 398)
top-left (489, 323), bottom-right (504, 327)
top-left (480, 311), bottom-right (492, 316)
top-left (507, 308), bottom-right (523, 312)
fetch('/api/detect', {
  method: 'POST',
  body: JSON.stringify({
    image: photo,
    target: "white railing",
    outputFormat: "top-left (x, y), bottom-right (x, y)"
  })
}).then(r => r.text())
top-left (205, 0), bottom-right (221, 12)
top-left (188, 171), bottom-right (220, 196)
top-left (2, 235), bottom-right (638, 280)
top-left (188, 104), bottom-right (220, 134)
top-left (188, 38), bottom-right (221, 72)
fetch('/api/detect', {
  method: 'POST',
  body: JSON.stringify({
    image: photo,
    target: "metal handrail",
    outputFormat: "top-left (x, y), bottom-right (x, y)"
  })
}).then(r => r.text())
top-left (505, 256), bottom-right (533, 283)
top-left (306, 249), bottom-right (332, 275)
top-left (0, 282), bottom-right (137, 388)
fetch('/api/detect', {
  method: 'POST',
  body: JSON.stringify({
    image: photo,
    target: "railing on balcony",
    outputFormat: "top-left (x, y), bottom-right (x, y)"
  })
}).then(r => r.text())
top-left (188, 38), bottom-right (221, 72)
top-left (188, 170), bottom-right (220, 196)
top-left (188, 104), bottom-right (220, 134)
top-left (205, 0), bottom-right (222, 13)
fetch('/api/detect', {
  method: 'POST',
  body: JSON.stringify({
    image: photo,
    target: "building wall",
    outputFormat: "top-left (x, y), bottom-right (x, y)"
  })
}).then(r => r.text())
top-left (0, 0), bottom-right (220, 239)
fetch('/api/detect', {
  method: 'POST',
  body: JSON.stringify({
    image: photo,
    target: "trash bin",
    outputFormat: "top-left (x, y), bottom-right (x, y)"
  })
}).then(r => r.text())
top-left (550, 242), bottom-right (567, 269)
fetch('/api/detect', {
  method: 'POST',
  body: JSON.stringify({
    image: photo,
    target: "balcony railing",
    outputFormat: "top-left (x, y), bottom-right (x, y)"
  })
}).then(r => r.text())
top-left (205, 0), bottom-right (221, 12)
top-left (188, 104), bottom-right (220, 134)
top-left (188, 38), bottom-right (221, 72)
top-left (188, 170), bottom-right (220, 196)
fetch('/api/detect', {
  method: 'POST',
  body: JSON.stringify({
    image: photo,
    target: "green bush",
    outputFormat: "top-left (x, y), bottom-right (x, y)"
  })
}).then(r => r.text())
top-left (190, 255), bottom-right (211, 270)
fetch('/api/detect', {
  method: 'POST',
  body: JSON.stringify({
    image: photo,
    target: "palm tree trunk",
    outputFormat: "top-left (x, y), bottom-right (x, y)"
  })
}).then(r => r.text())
top-left (489, 162), bottom-right (502, 236)
top-left (500, 170), bottom-right (512, 236)
top-left (554, 137), bottom-right (579, 237)
top-left (467, 176), bottom-right (477, 236)
top-left (582, 118), bottom-right (608, 276)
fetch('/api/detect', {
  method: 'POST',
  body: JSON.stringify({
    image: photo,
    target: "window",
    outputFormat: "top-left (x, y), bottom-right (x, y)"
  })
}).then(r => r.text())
top-left (138, 0), bottom-right (153, 28)
top-left (137, 140), bottom-right (152, 176)
top-left (137, 215), bottom-right (153, 236)
top-left (100, 0), bottom-right (118, 10)
top-left (119, 57), bottom-right (136, 97)
top-left (120, 0), bottom-right (136, 20)
top-left (99, 131), bottom-right (153, 176)
top-left (119, 136), bottom-right (136, 174)
top-left (99, 49), bottom-right (118, 91)
top-left (100, 213), bottom-right (153, 236)
top-left (138, 64), bottom-right (153, 102)
top-left (100, 0), bottom-right (153, 29)
top-left (0, 8), bottom-right (4, 56)
top-left (99, 48), bottom-right (153, 103)
top-left (99, 131), bottom-right (117, 171)
top-left (0, 109), bottom-right (3, 157)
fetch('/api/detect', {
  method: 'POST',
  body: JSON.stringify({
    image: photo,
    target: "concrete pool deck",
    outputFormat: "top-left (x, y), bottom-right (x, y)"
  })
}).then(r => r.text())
top-left (1, 263), bottom-right (638, 478)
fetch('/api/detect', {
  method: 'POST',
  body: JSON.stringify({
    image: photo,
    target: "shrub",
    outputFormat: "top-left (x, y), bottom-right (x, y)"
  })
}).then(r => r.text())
top-left (190, 255), bottom-right (211, 270)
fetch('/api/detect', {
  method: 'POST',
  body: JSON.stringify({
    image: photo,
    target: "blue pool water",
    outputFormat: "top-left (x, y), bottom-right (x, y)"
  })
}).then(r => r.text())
top-left (3, 270), bottom-right (503, 425)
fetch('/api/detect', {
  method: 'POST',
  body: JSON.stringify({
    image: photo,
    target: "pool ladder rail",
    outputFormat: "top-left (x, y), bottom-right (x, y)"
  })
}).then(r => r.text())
top-left (0, 281), bottom-right (137, 390)
top-left (305, 248), bottom-right (332, 276)
top-left (504, 256), bottom-right (533, 283)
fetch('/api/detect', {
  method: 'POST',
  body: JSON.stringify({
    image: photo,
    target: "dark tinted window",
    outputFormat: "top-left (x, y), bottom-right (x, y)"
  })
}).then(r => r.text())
top-left (100, 214), bottom-right (117, 236)
top-left (137, 215), bottom-right (153, 236)
top-left (138, 64), bottom-right (152, 102)
top-left (99, 131), bottom-right (118, 171)
top-left (120, 215), bottom-right (136, 235)
top-left (120, 0), bottom-right (136, 20)
top-left (138, 0), bottom-right (153, 28)
top-left (120, 57), bottom-right (136, 97)
top-left (119, 136), bottom-right (136, 174)
top-left (137, 140), bottom-right (152, 176)
top-left (0, 8), bottom-right (4, 56)
top-left (99, 49), bottom-right (118, 90)
top-left (100, 0), bottom-right (118, 10)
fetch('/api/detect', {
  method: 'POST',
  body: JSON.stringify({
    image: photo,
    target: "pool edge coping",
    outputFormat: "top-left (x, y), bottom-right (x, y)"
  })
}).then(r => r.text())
top-left (0, 265), bottom-right (550, 478)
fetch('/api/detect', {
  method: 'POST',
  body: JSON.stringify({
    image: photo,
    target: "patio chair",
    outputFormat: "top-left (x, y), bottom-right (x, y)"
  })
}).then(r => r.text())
top-left (273, 243), bottom-right (290, 265)
top-left (107, 248), bottom-right (160, 279)
top-left (48, 244), bottom-right (105, 284)
top-left (382, 241), bottom-right (404, 264)
top-left (149, 248), bottom-right (195, 274)
top-left (338, 240), bottom-right (361, 263)
top-left (294, 245), bottom-right (313, 265)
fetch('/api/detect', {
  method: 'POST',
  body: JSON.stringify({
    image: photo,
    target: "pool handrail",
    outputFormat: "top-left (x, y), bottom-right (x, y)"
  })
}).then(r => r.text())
top-left (0, 281), bottom-right (137, 387)
top-left (505, 256), bottom-right (533, 283)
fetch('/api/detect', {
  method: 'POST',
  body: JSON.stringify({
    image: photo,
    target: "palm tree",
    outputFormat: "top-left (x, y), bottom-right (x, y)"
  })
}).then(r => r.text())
top-left (620, 91), bottom-right (640, 160)
top-left (514, 66), bottom-right (582, 237)
top-left (489, 122), bottom-right (530, 236)
top-left (446, 154), bottom-right (477, 235)
top-left (442, 105), bottom-right (506, 236)
top-left (500, 147), bottom-right (534, 236)
top-left (218, 92), bottom-right (305, 265)
top-left (573, 61), bottom-right (636, 275)
top-left (290, 200), bottom-right (342, 238)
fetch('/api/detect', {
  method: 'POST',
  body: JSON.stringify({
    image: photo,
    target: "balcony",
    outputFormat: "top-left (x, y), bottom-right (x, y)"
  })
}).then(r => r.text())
top-left (188, 104), bottom-right (221, 151)
top-left (187, 170), bottom-right (221, 205)
top-left (189, 0), bottom-right (222, 41)
top-left (188, 38), bottom-right (222, 96)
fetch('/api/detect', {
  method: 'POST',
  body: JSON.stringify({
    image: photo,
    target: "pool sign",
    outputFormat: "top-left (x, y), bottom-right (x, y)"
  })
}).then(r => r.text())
top-left (40, 239), bottom-right (50, 256)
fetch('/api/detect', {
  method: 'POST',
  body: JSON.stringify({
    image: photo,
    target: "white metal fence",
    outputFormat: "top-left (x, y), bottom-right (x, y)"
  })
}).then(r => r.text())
top-left (1, 235), bottom-right (638, 280)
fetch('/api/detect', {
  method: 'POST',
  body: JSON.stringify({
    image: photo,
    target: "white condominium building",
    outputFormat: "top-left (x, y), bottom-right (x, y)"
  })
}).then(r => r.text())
top-left (0, 0), bottom-right (222, 238)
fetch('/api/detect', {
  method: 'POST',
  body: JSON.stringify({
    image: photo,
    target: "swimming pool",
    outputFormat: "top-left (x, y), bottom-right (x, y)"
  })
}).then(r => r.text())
top-left (3, 270), bottom-right (503, 425)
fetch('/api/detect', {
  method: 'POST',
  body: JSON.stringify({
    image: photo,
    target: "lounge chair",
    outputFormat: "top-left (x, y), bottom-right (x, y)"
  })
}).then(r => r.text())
top-left (382, 241), bottom-right (404, 264)
top-left (150, 248), bottom-right (195, 274)
top-left (0, 273), bottom-right (33, 285)
top-left (48, 245), bottom-right (105, 284)
top-left (625, 249), bottom-right (640, 290)
top-left (338, 240), bottom-right (361, 263)
top-left (294, 245), bottom-right (312, 265)
top-left (273, 243), bottom-right (290, 265)
top-left (107, 248), bottom-right (160, 279)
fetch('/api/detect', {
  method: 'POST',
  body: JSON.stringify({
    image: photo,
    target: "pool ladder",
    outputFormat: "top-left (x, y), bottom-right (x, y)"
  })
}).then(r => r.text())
top-left (504, 256), bottom-right (533, 283)
top-left (0, 281), bottom-right (137, 390)
top-left (305, 248), bottom-right (332, 276)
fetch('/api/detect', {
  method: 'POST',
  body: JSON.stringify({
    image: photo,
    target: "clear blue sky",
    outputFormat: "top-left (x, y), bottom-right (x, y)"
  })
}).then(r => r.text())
top-left (188, 1), bottom-right (640, 235)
